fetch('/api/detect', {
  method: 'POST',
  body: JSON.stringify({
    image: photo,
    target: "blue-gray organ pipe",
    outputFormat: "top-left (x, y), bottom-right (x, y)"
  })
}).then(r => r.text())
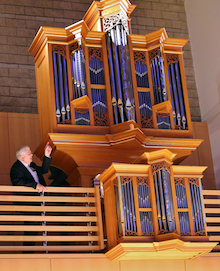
top-left (170, 63), bottom-right (181, 126)
top-left (175, 62), bottom-right (186, 128)
top-left (194, 184), bottom-right (203, 231)
top-left (158, 170), bottom-right (167, 231)
top-left (130, 180), bottom-right (136, 232)
top-left (107, 33), bottom-right (119, 124)
top-left (155, 57), bottom-right (163, 103)
top-left (71, 54), bottom-right (77, 99)
top-left (63, 58), bottom-right (70, 120)
top-left (151, 61), bottom-right (160, 104)
top-left (52, 52), bottom-right (61, 123)
top-left (126, 182), bottom-right (133, 232)
top-left (111, 28), bottom-right (124, 123)
top-left (167, 66), bottom-right (176, 123)
top-left (57, 54), bottom-right (66, 121)
top-left (154, 172), bottom-right (162, 230)
top-left (158, 55), bottom-right (167, 101)
top-left (121, 183), bottom-right (128, 231)
top-left (189, 183), bottom-right (197, 232)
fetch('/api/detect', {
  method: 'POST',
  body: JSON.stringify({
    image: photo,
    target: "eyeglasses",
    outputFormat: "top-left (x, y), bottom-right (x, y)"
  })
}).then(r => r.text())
top-left (25, 151), bottom-right (33, 156)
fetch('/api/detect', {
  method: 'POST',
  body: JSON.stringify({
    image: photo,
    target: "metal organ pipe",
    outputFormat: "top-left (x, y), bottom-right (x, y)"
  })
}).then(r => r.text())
top-left (52, 52), bottom-right (61, 123)
top-left (63, 58), bottom-right (70, 120)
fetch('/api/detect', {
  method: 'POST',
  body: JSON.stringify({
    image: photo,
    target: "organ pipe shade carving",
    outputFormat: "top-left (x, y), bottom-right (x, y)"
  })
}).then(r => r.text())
top-left (52, 45), bottom-right (71, 124)
top-left (106, 24), bottom-right (135, 125)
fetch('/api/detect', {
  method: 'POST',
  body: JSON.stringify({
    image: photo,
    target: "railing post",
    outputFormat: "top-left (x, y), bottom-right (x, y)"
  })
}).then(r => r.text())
top-left (94, 186), bottom-right (105, 250)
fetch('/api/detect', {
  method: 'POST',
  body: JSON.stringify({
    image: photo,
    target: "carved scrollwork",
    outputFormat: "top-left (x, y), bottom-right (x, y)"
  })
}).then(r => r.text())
top-left (89, 48), bottom-right (102, 61)
top-left (60, 119), bottom-right (72, 125)
top-left (142, 231), bottom-right (154, 236)
top-left (75, 108), bottom-right (89, 114)
top-left (94, 112), bottom-right (108, 126)
top-left (121, 176), bottom-right (132, 185)
top-left (69, 42), bottom-right (79, 55)
top-left (141, 115), bottom-right (154, 128)
top-left (195, 230), bottom-right (205, 236)
top-left (156, 112), bottom-right (170, 118)
top-left (113, 178), bottom-right (118, 186)
top-left (137, 177), bottom-right (149, 187)
top-left (125, 229), bottom-right (138, 236)
top-left (134, 51), bottom-right (146, 65)
top-left (175, 177), bottom-right (185, 187)
top-left (52, 45), bottom-right (66, 58)
top-left (188, 178), bottom-right (199, 187)
top-left (159, 229), bottom-right (177, 235)
top-left (166, 54), bottom-right (179, 66)
top-left (151, 161), bottom-right (171, 174)
top-left (103, 12), bottom-right (129, 34)
top-left (149, 48), bottom-right (161, 63)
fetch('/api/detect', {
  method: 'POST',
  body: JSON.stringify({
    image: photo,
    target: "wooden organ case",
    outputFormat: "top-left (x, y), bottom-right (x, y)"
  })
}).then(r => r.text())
top-left (29, 0), bottom-right (202, 187)
top-left (28, 0), bottom-right (217, 259)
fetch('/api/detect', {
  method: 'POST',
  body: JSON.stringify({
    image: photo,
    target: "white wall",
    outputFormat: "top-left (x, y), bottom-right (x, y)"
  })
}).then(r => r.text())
top-left (185, 0), bottom-right (220, 188)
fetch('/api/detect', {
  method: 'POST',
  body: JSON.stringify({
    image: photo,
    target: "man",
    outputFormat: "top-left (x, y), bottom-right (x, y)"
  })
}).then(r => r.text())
top-left (10, 142), bottom-right (52, 193)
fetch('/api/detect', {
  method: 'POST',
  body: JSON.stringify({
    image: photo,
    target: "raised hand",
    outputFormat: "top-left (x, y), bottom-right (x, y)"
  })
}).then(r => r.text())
top-left (44, 142), bottom-right (52, 157)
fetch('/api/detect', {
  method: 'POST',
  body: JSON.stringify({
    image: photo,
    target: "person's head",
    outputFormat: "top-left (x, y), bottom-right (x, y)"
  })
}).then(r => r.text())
top-left (16, 146), bottom-right (33, 165)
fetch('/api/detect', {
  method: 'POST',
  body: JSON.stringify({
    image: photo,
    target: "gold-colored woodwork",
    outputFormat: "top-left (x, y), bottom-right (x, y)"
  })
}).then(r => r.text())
top-left (27, 0), bottom-right (197, 191)
top-left (105, 240), bottom-right (216, 261)
top-left (33, 122), bottom-right (203, 187)
top-left (29, 0), bottom-right (193, 139)
top-left (0, 186), bottom-right (104, 252)
top-left (0, 112), bottom-right (41, 186)
top-left (83, 0), bottom-right (136, 33)
top-left (202, 190), bottom-right (220, 251)
top-left (99, 149), bottom-right (211, 257)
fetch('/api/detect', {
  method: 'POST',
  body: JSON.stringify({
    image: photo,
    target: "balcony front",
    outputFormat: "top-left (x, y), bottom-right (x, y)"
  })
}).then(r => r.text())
top-left (0, 149), bottom-right (219, 265)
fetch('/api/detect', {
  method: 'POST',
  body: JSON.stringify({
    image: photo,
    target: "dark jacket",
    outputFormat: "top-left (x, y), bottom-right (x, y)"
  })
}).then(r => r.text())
top-left (10, 156), bottom-right (52, 189)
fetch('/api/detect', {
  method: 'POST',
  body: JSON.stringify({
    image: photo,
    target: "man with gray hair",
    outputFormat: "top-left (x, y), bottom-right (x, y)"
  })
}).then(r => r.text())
top-left (10, 142), bottom-right (52, 193)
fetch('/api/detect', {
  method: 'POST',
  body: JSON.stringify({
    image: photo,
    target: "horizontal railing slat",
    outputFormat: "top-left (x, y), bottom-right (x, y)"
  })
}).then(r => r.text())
top-left (205, 217), bottom-right (220, 223)
top-left (206, 226), bottom-right (220, 232)
top-left (0, 186), bottom-right (95, 193)
top-left (0, 215), bottom-right (97, 222)
top-left (0, 236), bottom-right (99, 242)
top-left (209, 236), bottom-right (220, 241)
top-left (0, 225), bottom-right (98, 232)
top-left (0, 245), bottom-right (100, 251)
top-left (0, 185), bottom-right (104, 253)
top-left (0, 205), bottom-right (96, 212)
top-left (204, 208), bottom-right (220, 214)
top-left (0, 196), bottom-right (95, 203)
top-left (202, 190), bottom-right (220, 196)
top-left (203, 199), bottom-right (220, 204)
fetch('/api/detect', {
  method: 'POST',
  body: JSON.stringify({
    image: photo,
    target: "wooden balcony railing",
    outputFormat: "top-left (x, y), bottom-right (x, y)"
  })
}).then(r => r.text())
top-left (0, 186), bottom-right (104, 253)
top-left (202, 190), bottom-right (220, 251)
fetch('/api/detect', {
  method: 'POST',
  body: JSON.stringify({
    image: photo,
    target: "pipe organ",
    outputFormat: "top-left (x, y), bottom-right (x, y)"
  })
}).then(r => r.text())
top-left (29, 0), bottom-right (192, 141)
top-left (28, 0), bottom-right (216, 259)
top-left (99, 149), bottom-right (209, 253)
